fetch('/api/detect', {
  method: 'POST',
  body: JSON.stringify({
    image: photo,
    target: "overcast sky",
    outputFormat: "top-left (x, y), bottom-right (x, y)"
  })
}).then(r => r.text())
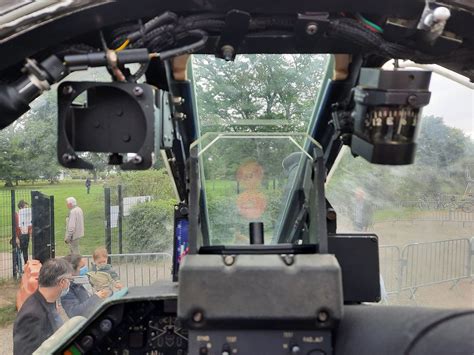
top-left (423, 72), bottom-right (473, 137)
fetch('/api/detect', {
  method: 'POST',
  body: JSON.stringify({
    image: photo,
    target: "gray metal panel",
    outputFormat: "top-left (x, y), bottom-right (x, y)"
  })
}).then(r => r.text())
top-left (178, 254), bottom-right (343, 329)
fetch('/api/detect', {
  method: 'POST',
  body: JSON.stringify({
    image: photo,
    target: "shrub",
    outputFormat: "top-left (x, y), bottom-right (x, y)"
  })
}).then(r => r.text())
top-left (125, 199), bottom-right (176, 253)
top-left (107, 169), bottom-right (175, 200)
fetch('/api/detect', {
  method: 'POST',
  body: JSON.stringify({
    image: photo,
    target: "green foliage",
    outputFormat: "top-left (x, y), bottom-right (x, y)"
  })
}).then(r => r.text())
top-left (0, 68), bottom-right (116, 186)
top-left (326, 116), bottom-right (474, 219)
top-left (0, 90), bottom-right (64, 185)
top-left (107, 169), bottom-right (176, 200)
top-left (192, 54), bottom-right (329, 133)
top-left (205, 184), bottom-right (283, 244)
top-left (417, 115), bottom-right (470, 168)
top-left (0, 180), bottom-right (105, 256)
top-left (125, 199), bottom-right (175, 253)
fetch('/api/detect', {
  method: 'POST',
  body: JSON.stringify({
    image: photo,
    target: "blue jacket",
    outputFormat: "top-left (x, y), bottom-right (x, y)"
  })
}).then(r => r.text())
top-left (61, 282), bottom-right (101, 318)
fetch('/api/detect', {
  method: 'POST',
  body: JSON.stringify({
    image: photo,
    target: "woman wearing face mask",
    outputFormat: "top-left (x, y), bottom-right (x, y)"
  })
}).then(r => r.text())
top-left (61, 254), bottom-right (109, 318)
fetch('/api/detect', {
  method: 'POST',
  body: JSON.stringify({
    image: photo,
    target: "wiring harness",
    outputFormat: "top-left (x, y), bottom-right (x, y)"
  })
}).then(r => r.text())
top-left (48, 11), bottom-right (472, 83)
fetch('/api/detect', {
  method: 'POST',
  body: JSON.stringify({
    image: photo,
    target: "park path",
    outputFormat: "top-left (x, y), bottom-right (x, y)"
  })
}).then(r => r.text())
top-left (0, 324), bottom-right (13, 355)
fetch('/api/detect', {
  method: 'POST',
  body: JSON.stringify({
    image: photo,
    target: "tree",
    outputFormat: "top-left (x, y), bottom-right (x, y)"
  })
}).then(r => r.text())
top-left (0, 67), bottom-right (115, 185)
top-left (326, 115), bottom-right (474, 210)
top-left (416, 115), bottom-right (469, 168)
top-left (192, 54), bottom-right (329, 133)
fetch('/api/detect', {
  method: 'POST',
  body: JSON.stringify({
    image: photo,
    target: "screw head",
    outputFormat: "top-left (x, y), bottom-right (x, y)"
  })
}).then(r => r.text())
top-left (133, 86), bottom-right (144, 96)
top-left (131, 155), bottom-right (143, 164)
top-left (62, 153), bottom-right (76, 163)
top-left (62, 85), bottom-right (74, 95)
top-left (327, 208), bottom-right (337, 221)
top-left (317, 310), bottom-right (329, 322)
top-left (407, 95), bottom-right (418, 106)
top-left (192, 311), bottom-right (203, 323)
top-left (173, 112), bottom-right (186, 120)
top-left (172, 96), bottom-right (185, 105)
top-left (306, 22), bottom-right (318, 35)
top-left (122, 134), bottom-right (131, 142)
top-left (223, 255), bottom-right (235, 266)
top-left (221, 45), bottom-right (235, 61)
top-left (281, 254), bottom-right (294, 266)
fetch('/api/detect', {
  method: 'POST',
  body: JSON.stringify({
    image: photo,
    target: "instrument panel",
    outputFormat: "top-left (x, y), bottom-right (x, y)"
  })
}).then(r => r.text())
top-left (147, 316), bottom-right (188, 354)
top-left (57, 284), bottom-right (188, 355)
top-left (51, 283), bottom-right (474, 355)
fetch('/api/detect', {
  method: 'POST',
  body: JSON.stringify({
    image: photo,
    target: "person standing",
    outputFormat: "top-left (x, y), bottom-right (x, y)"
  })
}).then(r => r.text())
top-left (353, 187), bottom-right (373, 231)
top-left (85, 178), bottom-right (91, 194)
top-left (64, 197), bottom-right (84, 254)
top-left (16, 200), bottom-right (32, 264)
top-left (13, 258), bottom-right (73, 355)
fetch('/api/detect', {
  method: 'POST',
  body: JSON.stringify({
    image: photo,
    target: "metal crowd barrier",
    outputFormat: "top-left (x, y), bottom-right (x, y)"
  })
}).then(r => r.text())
top-left (386, 211), bottom-right (474, 227)
top-left (83, 252), bottom-right (172, 287)
top-left (378, 245), bottom-right (401, 295)
top-left (379, 238), bottom-right (471, 300)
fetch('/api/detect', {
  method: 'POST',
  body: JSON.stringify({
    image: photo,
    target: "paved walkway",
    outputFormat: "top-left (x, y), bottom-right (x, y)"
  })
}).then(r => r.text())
top-left (0, 325), bottom-right (13, 355)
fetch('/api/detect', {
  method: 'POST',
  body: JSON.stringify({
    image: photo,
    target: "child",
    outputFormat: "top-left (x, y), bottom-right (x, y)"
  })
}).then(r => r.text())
top-left (88, 246), bottom-right (123, 293)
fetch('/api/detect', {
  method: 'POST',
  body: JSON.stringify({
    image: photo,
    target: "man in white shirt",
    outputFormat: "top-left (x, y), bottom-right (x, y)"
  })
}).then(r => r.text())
top-left (64, 197), bottom-right (84, 254)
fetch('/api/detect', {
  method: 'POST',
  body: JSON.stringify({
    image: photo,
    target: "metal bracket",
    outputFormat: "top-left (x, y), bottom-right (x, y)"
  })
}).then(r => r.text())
top-left (57, 81), bottom-right (155, 170)
top-left (215, 10), bottom-right (251, 61)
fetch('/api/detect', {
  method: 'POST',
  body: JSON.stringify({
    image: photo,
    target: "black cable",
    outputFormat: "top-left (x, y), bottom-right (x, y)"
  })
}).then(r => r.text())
top-left (99, 30), bottom-right (109, 50)
top-left (129, 19), bottom-right (149, 82)
top-left (141, 24), bottom-right (176, 48)
top-left (105, 12), bottom-right (471, 71)
top-left (328, 18), bottom-right (432, 61)
top-left (143, 11), bottom-right (178, 32)
top-left (159, 30), bottom-right (208, 60)
top-left (174, 19), bottom-right (225, 33)
top-left (128, 11), bottom-right (178, 42)
top-left (54, 44), bottom-right (99, 59)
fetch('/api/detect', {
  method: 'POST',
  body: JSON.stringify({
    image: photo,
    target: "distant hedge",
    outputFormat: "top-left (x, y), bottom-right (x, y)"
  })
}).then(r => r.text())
top-left (126, 199), bottom-right (175, 253)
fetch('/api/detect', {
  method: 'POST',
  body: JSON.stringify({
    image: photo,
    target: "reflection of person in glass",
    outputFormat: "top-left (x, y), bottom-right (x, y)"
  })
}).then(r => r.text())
top-left (353, 188), bottom-right (373, 231)
top-left (235, 161), bottom-right (268, 243)
top-left (235, 161), bottom-right (267, 219)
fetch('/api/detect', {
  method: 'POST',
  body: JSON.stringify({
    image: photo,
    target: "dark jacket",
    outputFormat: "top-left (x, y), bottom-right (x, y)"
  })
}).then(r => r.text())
top-left (61, 282), bottom-right (101, 318)
top-left (13, 290), bottom-right (62, 355)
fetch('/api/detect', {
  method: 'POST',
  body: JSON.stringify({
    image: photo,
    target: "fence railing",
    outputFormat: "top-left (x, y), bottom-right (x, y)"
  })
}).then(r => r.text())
top-left (379, 238), bottom-right (472, 299)
top-left (82, 252), bottom-right (172, 287)
top-left (379, 245), bottom-right (401, 295)
top-left (383, 211), bottom-right (474, 226)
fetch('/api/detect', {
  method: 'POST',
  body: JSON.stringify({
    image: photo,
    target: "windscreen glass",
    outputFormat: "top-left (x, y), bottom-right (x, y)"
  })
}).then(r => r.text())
top-left (191, 133), bottom-right (318, 245)
top-left (191, 54), bottom-right (331, 244)
top-left (326, 69), bottom-right (473, 308)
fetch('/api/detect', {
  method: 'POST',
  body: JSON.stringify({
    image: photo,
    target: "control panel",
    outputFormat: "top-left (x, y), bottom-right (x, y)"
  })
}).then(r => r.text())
top-left (42, 283), bottom-right (473, 355)
top-left (189, 330), bottom-right (331, 355)
top-left (63, 299), bottom-right (187, 355)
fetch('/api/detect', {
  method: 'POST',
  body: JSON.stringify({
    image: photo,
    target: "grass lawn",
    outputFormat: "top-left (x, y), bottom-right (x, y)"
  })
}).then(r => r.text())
top-left (0, 180), bottom-right (107, 256)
